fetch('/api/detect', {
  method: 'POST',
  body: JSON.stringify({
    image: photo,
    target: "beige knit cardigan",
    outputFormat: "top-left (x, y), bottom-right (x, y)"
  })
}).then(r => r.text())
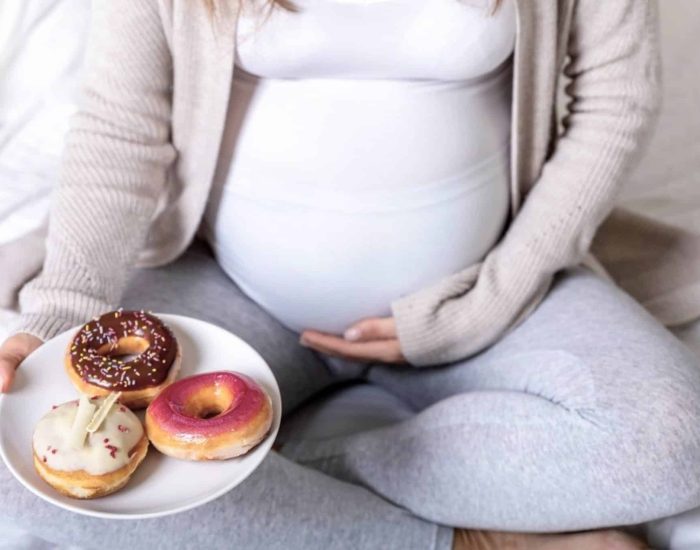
top-left (13, 0), bottom-right (674, 366)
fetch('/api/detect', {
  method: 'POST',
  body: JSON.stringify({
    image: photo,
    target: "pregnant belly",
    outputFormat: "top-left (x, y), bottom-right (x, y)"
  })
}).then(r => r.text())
top-left (206, 162), bottom-right (510, 334)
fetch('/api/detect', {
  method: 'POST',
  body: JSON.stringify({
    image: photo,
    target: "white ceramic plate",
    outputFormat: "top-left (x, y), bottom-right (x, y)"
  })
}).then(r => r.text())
top-left (0, 314), bottom-right (281, 519)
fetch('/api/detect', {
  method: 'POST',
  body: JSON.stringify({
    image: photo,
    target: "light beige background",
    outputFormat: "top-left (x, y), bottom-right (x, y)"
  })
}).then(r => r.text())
top-left (621, 0), bottom-right (700, 231)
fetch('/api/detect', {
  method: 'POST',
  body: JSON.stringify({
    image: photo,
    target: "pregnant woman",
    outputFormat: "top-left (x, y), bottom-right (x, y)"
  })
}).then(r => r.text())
top-left (2, 0), bottom-right (699, 548)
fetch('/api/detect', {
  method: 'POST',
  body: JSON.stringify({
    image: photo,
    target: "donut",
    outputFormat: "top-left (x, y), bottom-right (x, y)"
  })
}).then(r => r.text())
top-left (33, 394), bottom-right (148, 499)
top-left (145, 371), bottom-right (273, 461)
top-left (65, 310), bottom-right (181, 409)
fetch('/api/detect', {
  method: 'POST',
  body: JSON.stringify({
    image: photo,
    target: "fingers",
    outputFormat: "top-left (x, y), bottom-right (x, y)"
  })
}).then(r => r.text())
top-left (0, 360), bottom-right (15, 393)
top-left (0, 346), bottom-right (25, 392)
top-left (300, 330), bottom-right (405, 364)
top-left (0, 333), bottom-right (42, 393)
top-left (343, 317), bottom-right (397, 342)
top-left (301, 317), bottom-right (404, 363)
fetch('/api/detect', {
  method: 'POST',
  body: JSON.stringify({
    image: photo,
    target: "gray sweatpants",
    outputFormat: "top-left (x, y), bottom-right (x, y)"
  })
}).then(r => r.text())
top-left (3, 239), bottom-right (700, 550)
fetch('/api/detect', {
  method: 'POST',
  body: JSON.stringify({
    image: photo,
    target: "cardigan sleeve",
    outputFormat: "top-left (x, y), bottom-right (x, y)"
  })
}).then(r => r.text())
top-left (11, 0), bottom-right (175, 341)
top-left (391, 0), bottom-right (662, 366)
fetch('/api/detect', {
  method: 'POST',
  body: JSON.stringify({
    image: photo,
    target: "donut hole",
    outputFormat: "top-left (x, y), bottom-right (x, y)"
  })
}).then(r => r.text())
top-left (200, 407), bottom-right (224, 420)
top-left (182, 386), bottom-right (235, 420)
top-left (97, 336), bottom-right (150, 363)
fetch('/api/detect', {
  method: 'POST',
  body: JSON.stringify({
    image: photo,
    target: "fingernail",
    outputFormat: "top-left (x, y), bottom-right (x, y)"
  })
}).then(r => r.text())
top-left (344, 328), bottom-right (361, 341)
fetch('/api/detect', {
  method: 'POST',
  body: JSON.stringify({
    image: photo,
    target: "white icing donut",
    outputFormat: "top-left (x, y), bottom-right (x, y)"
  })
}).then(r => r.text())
top-left (33, 396), bottom-right (144, 476)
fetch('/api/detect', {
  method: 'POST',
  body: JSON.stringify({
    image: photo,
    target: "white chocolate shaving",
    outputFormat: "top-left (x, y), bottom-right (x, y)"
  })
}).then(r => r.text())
top-left (68, 395), bottom-right (96, 449)
top-left (86, 392), bottom-right (122, 433)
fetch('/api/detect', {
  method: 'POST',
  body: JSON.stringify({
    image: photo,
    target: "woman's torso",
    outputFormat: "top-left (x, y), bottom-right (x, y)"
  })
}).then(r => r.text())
top-left (204, 0), bottom-right (516, 334)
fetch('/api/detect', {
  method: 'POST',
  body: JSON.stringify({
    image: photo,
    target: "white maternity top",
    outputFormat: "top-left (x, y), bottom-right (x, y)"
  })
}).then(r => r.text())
top-left (204, 0), bottom-right (517, 334)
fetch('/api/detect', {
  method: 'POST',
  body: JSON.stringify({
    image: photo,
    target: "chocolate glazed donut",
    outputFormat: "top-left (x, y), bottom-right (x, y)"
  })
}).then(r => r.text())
top-left (65, 310), bottom-right (182, 409)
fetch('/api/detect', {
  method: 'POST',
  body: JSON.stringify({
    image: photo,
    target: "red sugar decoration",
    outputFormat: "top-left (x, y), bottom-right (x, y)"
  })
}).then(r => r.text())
top-left (105, 444), bottom-right (119, 458)
top-left (42, 456), bottom-right (47, 463)
top-left (51, 405), bottom-right (58, 410)
top-left (119, 406), bottom-right (126, 413)
top-left (51, 449), bottom-right (57, 454)
top-left (117, 424), bottom-right (129, 432)
top-left (103, 438), bottom-right (109, 443)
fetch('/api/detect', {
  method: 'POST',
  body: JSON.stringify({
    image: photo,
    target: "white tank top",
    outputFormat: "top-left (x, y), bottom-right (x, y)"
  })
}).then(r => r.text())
top-left (204, 0), bottom-right (516, 334)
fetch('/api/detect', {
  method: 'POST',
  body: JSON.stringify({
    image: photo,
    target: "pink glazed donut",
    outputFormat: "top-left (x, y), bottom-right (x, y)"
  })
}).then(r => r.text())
top-left (145, 371), bottom-right (273, 460)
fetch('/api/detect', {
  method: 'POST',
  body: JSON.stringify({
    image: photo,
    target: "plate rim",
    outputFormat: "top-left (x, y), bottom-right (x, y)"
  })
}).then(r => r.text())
top-left (0, 313), bottom-right (282, 520)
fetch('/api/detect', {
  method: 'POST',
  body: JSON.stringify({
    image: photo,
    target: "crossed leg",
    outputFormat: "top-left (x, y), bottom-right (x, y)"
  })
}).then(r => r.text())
top-left (283, 268), bottom-right (700, 533)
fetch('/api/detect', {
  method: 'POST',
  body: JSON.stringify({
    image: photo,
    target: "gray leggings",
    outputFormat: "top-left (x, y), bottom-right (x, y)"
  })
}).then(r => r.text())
top-left (3, 239), bottom-right (700, 549)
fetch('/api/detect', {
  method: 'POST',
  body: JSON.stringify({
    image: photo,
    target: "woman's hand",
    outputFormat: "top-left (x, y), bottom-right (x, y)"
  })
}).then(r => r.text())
top-left (0, 333), bottom-right (42, 392)
top-left (300, 317), bottom-right (406, 364)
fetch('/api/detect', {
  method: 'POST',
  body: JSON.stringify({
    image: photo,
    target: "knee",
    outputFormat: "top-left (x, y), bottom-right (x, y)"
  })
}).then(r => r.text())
top-left (611, 358), bottom-right (700, 516)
